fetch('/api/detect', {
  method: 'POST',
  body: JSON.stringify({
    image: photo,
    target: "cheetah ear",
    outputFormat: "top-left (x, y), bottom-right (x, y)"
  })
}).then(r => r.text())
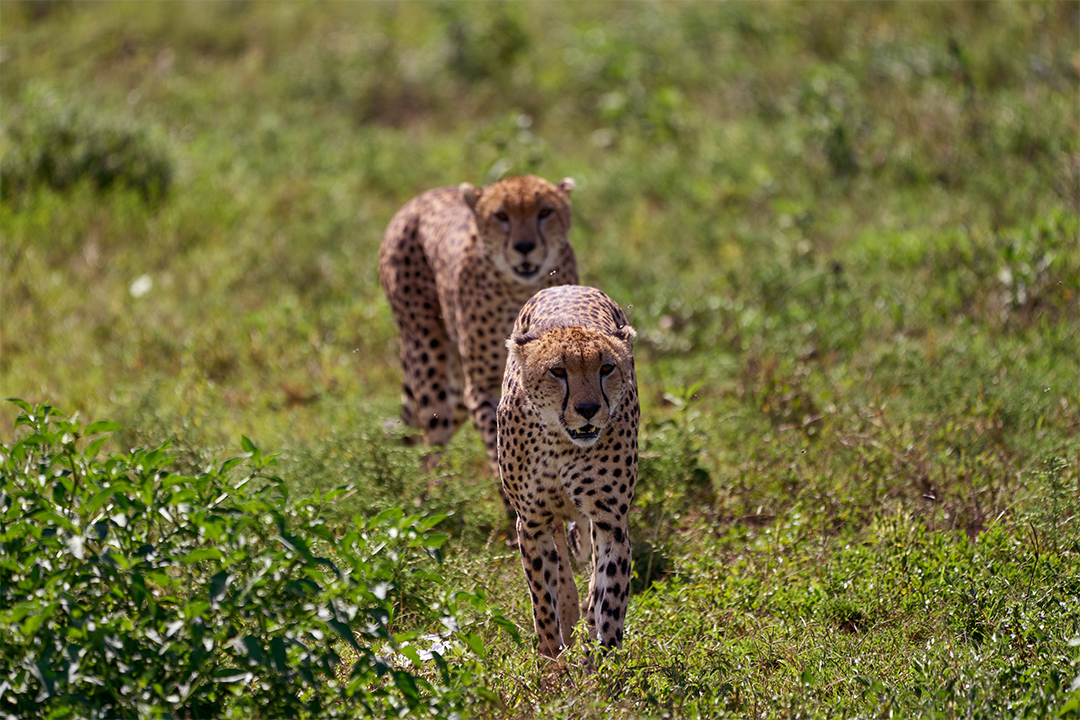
top-left (460, 183), bottom-right (482, 212)
top-left (610, 324), bottom-right (636, 365)
top-left (557, 177), bottom-right (575, 195)
top-left (611, 305), bottom-right (634, 343)
top-left (509, 332), bottom-right (538, 348)
top-left (507, 331), bottom-right (539, 361)
top-left (612, 324), bottom-right (636, 346)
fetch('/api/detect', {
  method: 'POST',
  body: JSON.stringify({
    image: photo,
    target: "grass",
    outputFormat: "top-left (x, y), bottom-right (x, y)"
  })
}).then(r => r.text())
top-left (2, 1), bottom-right (1079, 717)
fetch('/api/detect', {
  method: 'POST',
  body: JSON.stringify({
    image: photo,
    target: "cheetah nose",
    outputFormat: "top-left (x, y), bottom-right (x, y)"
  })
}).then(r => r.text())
top-left (514, 239), bottom-right (536, 255)
top-left (575, 402), bottom-right (600, 420)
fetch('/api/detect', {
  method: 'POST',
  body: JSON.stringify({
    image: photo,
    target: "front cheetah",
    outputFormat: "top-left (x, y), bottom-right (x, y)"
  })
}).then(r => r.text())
top-left (378, 175), bottom-right (578, 477)
top-left (497, 285), bottom-right (639, 659)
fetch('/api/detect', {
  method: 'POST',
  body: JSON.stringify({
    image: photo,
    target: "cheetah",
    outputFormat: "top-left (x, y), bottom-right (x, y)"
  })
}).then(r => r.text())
top-left (497, 285), bottom-right (639, 659)
top-left (378, 175), bottom-right (578, 477)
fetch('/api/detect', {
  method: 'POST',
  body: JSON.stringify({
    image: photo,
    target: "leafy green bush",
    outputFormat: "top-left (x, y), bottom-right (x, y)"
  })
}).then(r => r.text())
top-left (0, 400), bottom-right (512, 719)
top-left (1, 88), bottom-right (172, 203)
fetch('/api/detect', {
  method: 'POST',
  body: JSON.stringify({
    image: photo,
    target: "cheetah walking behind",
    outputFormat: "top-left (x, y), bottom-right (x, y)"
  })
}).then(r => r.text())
top-left (497, 285), bottom-right (639, 659)
top-left (378, 176), bottom-right (578, 476)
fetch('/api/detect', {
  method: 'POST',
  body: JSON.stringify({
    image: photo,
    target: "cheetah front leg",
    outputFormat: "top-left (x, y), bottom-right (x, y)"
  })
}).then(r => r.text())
top-left (553, 524), bottom-right (581, 649)
top-left (585, 519), bottom-right (632, 651)
top-left (516, 516), bottom-right (579, 658)
top-left (379, 218), bottom-right (460, 448)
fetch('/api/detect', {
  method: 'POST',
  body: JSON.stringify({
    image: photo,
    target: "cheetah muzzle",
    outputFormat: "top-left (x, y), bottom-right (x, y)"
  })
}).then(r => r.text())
top-left (566, 424), bottom-right (599, 442)
top-left (514, 261), bottom-right (540, 279)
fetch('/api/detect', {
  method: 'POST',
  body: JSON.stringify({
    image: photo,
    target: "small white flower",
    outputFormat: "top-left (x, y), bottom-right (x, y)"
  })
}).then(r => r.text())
top-left (130, 274), bottom-right (153, 298)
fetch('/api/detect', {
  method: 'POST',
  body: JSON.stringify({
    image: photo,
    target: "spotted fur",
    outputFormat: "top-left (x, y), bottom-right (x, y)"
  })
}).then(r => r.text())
top-left (497, 286), bottom-right (639, 659)
top-left (378, 175), bottom-right (578, 479)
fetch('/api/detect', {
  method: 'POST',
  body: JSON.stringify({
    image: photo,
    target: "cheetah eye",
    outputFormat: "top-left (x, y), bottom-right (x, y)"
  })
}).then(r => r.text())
top-left (494, 211), bottom-right (510, 223)
top-left (549, 367), bottom-right (567, 379)
top-left (538, 208), bottom-right (553, 219)
top-left (600, 364), bottom-right (615, 377)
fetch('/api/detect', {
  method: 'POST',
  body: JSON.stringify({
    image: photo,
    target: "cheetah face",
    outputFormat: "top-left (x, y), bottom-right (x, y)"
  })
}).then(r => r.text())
top-left (510, 325), bottom-right (636, 448)
top-left (461, 175), bottom-right (574, 284)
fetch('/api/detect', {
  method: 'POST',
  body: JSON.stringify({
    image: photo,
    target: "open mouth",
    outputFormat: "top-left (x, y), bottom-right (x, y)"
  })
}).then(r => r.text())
top-left (566, 424), bottom-right (600, 441)
top-left (514, 262), bottom-right (540, 278)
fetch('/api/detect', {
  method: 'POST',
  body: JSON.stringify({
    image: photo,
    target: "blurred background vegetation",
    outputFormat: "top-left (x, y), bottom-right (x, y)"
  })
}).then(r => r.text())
top-left (1, 1), bottom-right (1078, 716)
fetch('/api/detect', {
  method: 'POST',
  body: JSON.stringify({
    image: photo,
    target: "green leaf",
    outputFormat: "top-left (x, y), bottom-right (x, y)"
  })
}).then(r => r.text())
top-left (184, 601), bottom-right (211, 620)
top-left (391, 670), bottom-right (421, 703)
top-left (269, 636), bottom-right (288, 673)
top-left (419, 533), bottom-right (450, 549)
top-left (22, 608), bottom-right (50, 638)
top-left (278, 531), bottom-right (313, 560)
top-left (287, 576), bottom-right (322, 599)
top-left (35, 511), bottom-right (76, 533)
top-left (306, 524), bottom-right (336, 543)
top-left (416, 513), bottom-right (450, 533)
top-left (84, 420), bottom-right (123, 435)
top-left (85, 487), bottom-right (116, 517)
top-left (243, 636), bottom-right (268, 668)
top-left (209, 571), bottom-right (233, 604)
top-left (296, 664), bottom-right (316, 686)
top-left (490, 614), bottom-right (522, 644)
top-left (7, 603), bottom-right (33, 625)
top-left (220, 455), bottom-right (247, 473)
top-left (410, 569), bottom-right (444, 584)
top-left (131, 571), bottom-right (155, 611)
top-left (328, 616), bottom-right (362, 653)
top-left (370, 506), bottom-right (404, 527)
top-left (323, 484), bottom-right (354, 502)
top-left (212, 668), bottom-right (253, 684)
top-left (181, 547), bottom-right (224, 564)
top-left (34, 655), bottom-right (57, 700)
top-left (84, 436), bottom-right (108, 458)
top-left (240, 435), bottom-right (257, 454)
top-left (398, 645), bottom-right (422, 668)
top-left (461, 631), bottom-right (486, 658)
top-left (7, 397), bottom-right (33, 413)
top-left (475, 687), bottom-right (507, 709)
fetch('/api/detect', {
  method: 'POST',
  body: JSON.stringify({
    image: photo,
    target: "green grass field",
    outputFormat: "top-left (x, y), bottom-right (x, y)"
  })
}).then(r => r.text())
top-left (2, 2), bottom-right (1079, 717)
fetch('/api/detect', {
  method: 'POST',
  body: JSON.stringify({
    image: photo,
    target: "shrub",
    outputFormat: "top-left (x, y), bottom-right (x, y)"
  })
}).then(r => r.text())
top-left (1, 89), bottom-right (172, 204)
top-left (0, 400), bottom-right (512, 719)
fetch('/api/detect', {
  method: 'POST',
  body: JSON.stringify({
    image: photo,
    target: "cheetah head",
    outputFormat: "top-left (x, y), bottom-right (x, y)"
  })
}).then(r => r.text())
top-left (460, 175), bottom-right (574, 283)
top-left (509, 324), bottom-right (636, 447)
